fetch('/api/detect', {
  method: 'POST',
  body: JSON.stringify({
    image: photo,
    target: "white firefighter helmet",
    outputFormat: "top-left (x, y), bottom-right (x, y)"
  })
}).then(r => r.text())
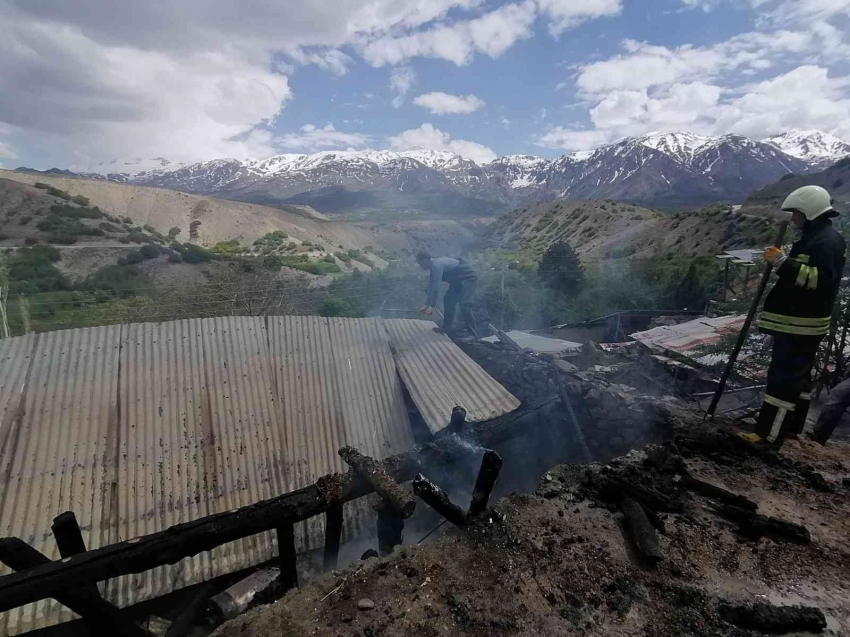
top-left (781, 185), bottom-right (834, 221)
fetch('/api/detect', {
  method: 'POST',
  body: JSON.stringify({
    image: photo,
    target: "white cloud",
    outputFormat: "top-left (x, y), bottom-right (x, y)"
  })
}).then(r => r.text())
top-left (288, 48), bottom-right (353, 76)
top-left (536, 0), bottom-right (622, 35)
top-left (0, 0), bottom-right (493, 165)
top-left (544, 17), bottom-right (850, 151)
top-left (501, 118), bottom-right (511, 127)
top-left (388, 123), bottom-right (496, 163)
top-left (759, 0), bottom-right (850, 23)
top-left (279, 123), bottom-right (372, 150)
top-left (412, 92), bottom-right (484, 114)
top-left (361, 1), bottom-right (537, 66)
top-left (389, 66), bottom-right (416, 108)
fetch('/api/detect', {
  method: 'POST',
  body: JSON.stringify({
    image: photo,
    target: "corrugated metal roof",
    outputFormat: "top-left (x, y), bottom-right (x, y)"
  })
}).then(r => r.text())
top-left (0, 316), bottom-right (512, 633)
top-left (630, 315), bottom-right (746, 357)
top-left (0, 326), bottom-right (122, 635)
top-left (383, 319), bottom-right (521, 434)
top-left (267, 316), bottom-right (413, 552)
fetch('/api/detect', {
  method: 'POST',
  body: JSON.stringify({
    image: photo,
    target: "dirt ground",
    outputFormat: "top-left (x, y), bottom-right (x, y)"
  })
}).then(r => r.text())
top-left (212, 413), bottom-right (850, 637)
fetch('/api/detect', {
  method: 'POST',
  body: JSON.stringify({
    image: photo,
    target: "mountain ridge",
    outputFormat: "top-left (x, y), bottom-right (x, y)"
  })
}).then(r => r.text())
top-left (18, 130), bottom-right (850, 214)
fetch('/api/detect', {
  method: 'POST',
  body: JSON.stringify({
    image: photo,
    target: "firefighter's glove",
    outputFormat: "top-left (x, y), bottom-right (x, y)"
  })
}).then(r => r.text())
top-left (764, 246), bottom-right (787, 267)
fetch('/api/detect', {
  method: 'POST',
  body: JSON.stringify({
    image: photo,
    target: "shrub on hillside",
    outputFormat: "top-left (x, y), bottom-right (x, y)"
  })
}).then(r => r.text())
top-left (168, 252), bottom-right (183, 263)
top-left (322, 253), bottom-right (335, 263)
top-left (0, 233), bottom-right (7, 241)
top-left (50, 203), bottom-right (104, 220)
top-left (34, 182), bottom-right (50, 190)
top-left (71, 195), bottom-right (91, 206)
top-left (334, 251), bottom-right (351, 263)
top-left (98, 222), bottom-right (121, 233)
top-left (168, 227), bottom-right (181, 239)
top-left (24, 237), bottom-right (38, 245)
top-left (538, 241), bottom-right (585, 296)
top-left (139, 244), bottom-right (161, 259)
top-left (19, 215), bottom-right (32, 225)
top-left (318, 297), bottom-right (359, 317)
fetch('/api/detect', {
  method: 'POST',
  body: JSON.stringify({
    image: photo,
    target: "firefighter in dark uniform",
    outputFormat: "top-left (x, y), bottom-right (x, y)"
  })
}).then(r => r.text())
top-left (747, 185), bottom-right (845, 446)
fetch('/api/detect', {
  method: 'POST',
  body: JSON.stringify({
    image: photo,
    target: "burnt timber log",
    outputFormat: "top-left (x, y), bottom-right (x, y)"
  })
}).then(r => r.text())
top-left (0, 398), bottom-right (557, 613)
top-left (718, 505), bottom-right (811, 544)
top-left (620, 498), bottom-right (663, 565)
top-left (600, 477), bottom-right (684, 513)
top-left (719, 602), bottom-right (827, 633)
top-left (276, 523), bottom-right (298, 591)
top-left (376, 506), bottom-right (405, 556)
top-left (0, 538), bottom-right (146, 637)
top-left (339, 446), bottom-right (416, 518)
top-left (51, 512), bottom-right (88, 558)
top-left (679, 475), bottom-right (758, 511)
top-left (469, 450), bottom-right (503, 517)
top-left (412, 474), bottom-right (468, 526)
top-left (322, 502), bottom-right (344, 572)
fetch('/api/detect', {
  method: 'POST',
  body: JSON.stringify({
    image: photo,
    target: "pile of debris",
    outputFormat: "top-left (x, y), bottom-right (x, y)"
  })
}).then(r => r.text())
top-left (212, 404), bottom-right (850, 637)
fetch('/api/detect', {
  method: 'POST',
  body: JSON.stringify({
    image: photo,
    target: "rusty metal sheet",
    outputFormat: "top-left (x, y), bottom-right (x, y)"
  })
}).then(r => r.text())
top-left (630, 315), bottom-right (746, 357)
top-left (0, 326), bottom-right (122, 635)
top-left (266, 316), bottom-right (413, 553)
top-left (383, 319), bottom-right (521, 434)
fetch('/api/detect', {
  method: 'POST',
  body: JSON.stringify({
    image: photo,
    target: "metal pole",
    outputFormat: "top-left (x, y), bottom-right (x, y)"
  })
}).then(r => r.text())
top-left (706, 220), bottom-right (789, 419)
top-left (500, 263), bottom-right (506, 330)
top-left (722, 259), bottom-right (730, 302)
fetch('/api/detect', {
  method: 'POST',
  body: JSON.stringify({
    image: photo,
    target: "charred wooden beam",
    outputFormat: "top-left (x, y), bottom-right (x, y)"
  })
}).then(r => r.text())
top-left (620, 498), bottom-right (663, 565)
top-left (412, 474), bottom-right (468, 526)
top-left (679, 475), bottom-right (758, 511)
top-left (276, 523), bottom-right (298, 592)
top-left (719, 602), bottom-right (826, 633)
top-left (0, 398), bottom-right (558, 613)
top-left (51, 512), bottom-right (87, 558)
top-left (718, 505), bottom-right (810, 544)
top-left (0, 538), bottom-right (146, 637)
top-left (339, 446), bottom-right (416, 518)
top-left (469, 450), bottom-right (503, 517)
top-left (601, 477), bottom-right (684, 513)
top-left (322, 502), bottom-right (344, 572)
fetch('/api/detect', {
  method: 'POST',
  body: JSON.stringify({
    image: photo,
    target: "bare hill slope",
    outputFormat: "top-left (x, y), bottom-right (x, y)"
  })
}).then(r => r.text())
top-left (481, 200), bottom-right (779, 262)
top-left (740, 159), bottom-right (850, 218)
top-left (0, 169), bottom-right (382, 251)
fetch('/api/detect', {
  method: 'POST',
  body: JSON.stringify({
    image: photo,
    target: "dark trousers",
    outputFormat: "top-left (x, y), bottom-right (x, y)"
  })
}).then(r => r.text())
top-left (443, 278), bottom-right (478, 334)
top-left (811, 376), bottom-right (850, 444)
top-left (755, 333), bottom-right (822, 443)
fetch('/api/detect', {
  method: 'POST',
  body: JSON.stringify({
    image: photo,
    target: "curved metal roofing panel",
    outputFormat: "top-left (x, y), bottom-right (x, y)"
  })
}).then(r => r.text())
top-left (383, 319), bottom-right (520, 434)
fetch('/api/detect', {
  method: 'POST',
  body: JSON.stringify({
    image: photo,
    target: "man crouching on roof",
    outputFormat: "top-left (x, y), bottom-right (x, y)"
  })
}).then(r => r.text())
top-left (416, 251), bottom-right (479, 338)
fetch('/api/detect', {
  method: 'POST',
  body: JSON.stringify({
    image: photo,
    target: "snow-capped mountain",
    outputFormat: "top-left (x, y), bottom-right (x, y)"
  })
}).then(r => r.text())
top-left (763, 130), bottom-right (850, 168)
top-left (22, 130), bottom-right (850, 213)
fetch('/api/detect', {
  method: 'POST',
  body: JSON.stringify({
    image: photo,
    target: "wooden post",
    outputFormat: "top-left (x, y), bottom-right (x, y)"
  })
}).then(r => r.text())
top-left (376, 506), bottom-right (404, 556)
top-left (412, 474), bottom-right (467, 526)
top-left (322, 502), bottom-right (344, 572)
top-left (51, 512), bottom-right (87, 558)
top-left (0, 538), bottom-right (146, 637)
top-left (468, 450), bottom-right (503, 517)
top-left (276, 523), bottom-right (298, 591)
top-left (339, 446), bottom-right (416, 518)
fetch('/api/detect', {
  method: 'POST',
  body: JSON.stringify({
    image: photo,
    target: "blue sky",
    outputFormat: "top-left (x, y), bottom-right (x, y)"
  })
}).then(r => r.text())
top-left (1, 0), bottom-right (848, 169)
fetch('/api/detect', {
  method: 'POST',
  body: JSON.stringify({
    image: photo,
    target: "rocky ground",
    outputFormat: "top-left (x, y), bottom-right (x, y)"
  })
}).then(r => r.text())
top-left (212, 405), bottom-right (850, 637)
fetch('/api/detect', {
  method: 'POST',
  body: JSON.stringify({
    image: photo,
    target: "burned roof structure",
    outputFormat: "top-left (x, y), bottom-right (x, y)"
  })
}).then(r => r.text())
top-left (0, 316), bottom-right (519, 635)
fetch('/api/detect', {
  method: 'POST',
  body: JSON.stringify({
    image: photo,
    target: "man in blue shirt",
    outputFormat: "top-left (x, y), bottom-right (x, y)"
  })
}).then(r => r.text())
top-left (416, 251), bottom-right (479, 337)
